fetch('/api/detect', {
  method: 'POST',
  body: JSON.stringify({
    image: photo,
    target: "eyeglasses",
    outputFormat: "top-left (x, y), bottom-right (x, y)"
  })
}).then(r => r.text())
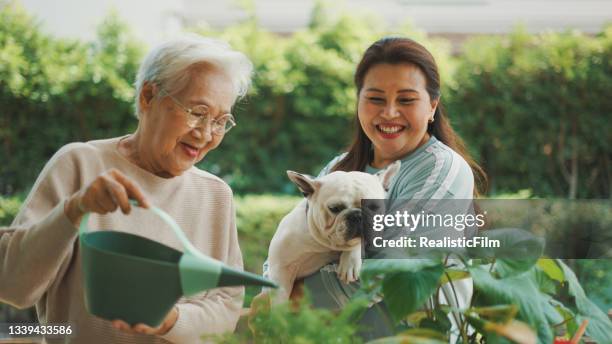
top-left (160, 89), bottom-right (236, 135)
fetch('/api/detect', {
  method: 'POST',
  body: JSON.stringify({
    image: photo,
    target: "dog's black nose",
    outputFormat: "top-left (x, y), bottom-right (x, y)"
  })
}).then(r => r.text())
top-left (345, 209), bottom-right (363, 239)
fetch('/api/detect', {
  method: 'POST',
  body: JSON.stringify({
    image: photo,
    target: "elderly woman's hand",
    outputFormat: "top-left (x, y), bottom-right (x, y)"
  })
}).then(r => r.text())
top-left (111, 306), bottom-right (178, 336)
top-left (64, 168), bottom-right (150, 226)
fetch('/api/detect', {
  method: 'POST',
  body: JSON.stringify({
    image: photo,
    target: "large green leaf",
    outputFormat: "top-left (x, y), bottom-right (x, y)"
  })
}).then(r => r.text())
top-left (361, 259), bottom-right (442, 280)
top-left (439, 268), bottom-right (470, 285)
top-left (548, 298), bottom-right (579, 335)
top-left (532, 266), bottom-right (558, 295)
top-left (381, 264), bottom-right (445, 322)
top-left (557, 260), bottom-right (612, 342)
top-left (468, 228), bottom-right (544, 278)
top-left (536, 259), bottom-right (564, 283)
top-left (466, 313), bottom-right (537, 344)
top-left (539, 294), bottom-right (564, 327)
top-left (469, 265), bottom-right (553, 344)
top-left (419, 309), bottom-right (452, 335)
top-left (471, 305), bottom-right (518, 324)
top-left (360, 259), bottom-right (445, 322)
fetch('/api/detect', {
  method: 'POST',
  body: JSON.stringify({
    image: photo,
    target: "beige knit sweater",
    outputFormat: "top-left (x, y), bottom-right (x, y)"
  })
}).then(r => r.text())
top-left (0, 136), bottom-right (244, 343)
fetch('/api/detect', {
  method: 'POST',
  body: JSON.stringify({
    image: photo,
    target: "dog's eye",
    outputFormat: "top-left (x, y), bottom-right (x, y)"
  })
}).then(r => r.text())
top-left (367, 204), bottom-right (380, 212)
top-left (328, 204), bottom-right (345, 214)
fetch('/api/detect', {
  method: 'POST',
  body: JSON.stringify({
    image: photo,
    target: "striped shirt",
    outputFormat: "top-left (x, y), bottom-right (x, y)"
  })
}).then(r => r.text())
top-left (305, 135), bottom-right (475, 341)
top-left (320, 135), bottom-right (474, 201)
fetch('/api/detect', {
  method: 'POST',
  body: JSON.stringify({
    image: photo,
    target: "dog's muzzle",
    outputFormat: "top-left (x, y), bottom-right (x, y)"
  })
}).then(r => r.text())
top-left (344, 208), bottom-right (363, 240)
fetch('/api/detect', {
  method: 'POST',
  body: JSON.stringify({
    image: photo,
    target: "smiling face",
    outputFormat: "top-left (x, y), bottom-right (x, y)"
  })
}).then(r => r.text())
top-left (358, 63), bottom-right (439, 168)
top-left (135, 64), bottom-right (235, 177)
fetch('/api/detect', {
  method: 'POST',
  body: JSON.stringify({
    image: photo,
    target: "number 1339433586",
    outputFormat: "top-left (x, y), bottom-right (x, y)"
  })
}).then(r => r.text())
top-left (2, 323), bottom-right (74, 338)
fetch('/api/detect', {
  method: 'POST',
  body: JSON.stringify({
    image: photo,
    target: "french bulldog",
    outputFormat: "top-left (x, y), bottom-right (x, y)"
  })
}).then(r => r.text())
top-left (266, 161), bottom-right (400, 301)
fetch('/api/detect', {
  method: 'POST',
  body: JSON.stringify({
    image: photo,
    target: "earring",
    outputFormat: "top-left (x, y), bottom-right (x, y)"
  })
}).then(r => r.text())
top-left (429, 117), bottom-right (435, 123)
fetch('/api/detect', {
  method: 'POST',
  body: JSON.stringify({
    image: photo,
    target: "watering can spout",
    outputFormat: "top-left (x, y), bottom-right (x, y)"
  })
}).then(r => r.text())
top-left (217, 266), bottom-right (277, 288)
top-left (179, 253), bottom-right (277, 296)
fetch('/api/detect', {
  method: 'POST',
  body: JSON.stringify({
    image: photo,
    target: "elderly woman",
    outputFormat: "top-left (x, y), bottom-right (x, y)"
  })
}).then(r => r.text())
top-left (0, 34), bottom-right (252, 343)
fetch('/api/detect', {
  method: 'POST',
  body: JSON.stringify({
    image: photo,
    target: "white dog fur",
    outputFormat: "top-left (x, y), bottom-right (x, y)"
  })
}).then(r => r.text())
top-left (266, 161), bottom-right (400, 301)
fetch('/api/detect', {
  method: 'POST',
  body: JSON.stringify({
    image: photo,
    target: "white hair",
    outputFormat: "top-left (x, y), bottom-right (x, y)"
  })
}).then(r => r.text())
top-left (134, 34), bottom-right (253, 118)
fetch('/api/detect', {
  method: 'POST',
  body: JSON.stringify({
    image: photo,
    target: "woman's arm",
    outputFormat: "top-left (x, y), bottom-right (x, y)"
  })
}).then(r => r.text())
top-left (0, 145), bottom-right (85, 308)
top-left (0, 203), bottom-right (78, 308)
top-left (1, 145), bottom-right (149, 309)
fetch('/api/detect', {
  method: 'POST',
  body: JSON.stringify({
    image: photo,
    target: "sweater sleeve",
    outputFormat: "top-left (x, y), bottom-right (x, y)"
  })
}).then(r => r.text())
top-left (162, 196), bottom-right (244, 343)
top-left (0, 202), bottom-right (78, 308)
top-left (1, 145), bottom-right (84, 308)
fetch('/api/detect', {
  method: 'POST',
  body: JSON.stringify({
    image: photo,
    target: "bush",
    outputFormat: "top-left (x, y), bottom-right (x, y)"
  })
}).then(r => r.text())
top-left (234, 194), bottom-right (301, 305)
top-left (4, 3), bottom-right (609, 198)
top-left (447, 26), bottom-right (612, 198)
top-left (0, 2), bottom-right (143, 195)
top-left (235, 195), bottom-right (301, 273)
top-left (207, 292), bottom-right (368, 344)
top-left (0, 1), bottom-right (453, 196)
top-left (196, 5), bottom-right (453, 194)
top-left (0, 194), bottom-right (22, 226)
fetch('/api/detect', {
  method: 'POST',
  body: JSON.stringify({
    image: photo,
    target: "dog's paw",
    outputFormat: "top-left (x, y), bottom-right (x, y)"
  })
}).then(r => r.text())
top-left (338, 251), bottom-right (361, 284)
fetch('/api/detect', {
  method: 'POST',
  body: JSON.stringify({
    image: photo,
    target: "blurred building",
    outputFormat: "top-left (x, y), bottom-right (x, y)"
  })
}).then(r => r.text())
top-left (20, 0), bottom-right (612, 48)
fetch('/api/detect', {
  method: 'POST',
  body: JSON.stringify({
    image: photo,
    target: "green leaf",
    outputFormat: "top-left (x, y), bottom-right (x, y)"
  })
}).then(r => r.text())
top-left (368, 328), bottom-right (448, 344)
top-left (471, 305), bottom-right (518, 324)
top-left (419, 309), bottom-right (452, 334)
top-left (439, 269), bottom-right (470, 285)
top-left (484, 319), bottom-right (538, 344)
top-left (548, 298), bottom-right (578, 335)
top-left (468, 228), bottom-right (544, 278)
top-left (381, 264), bottom-right (445, 322)
top-left (557, 260), bottom-right (612, 343)
top-left (469, 265), bottom-right (553, 344)
top-left (361, 259), bottom-right (442, 280)
top-left (532, 267), bottom-right (558, 295)
top-left (539, 294), bottom-right (564, 326)
top-left (536, 259), bottom-right (564, 283)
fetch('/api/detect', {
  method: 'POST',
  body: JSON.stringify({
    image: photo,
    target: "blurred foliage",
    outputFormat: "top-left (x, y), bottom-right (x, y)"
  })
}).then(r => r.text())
top-left (2, 195), bottom-right (609, 314)
top-left (0, 1), bottom-right (453, 195)
top-left (1, 3), bottom-right (611, 198)
top-left (0, 2), bottom-right (143, 194)
top-left (234, 194), bottom-right (301, 305)
top-left (195, 1), bottom-right (453, 194)
top-left (447, 26), bottom-right (612, 198)
top-left (208, 291), bottom-right (368, 344)
top-left (235, 195), bottom-right (301, 273)
top-left (0, 193), bottom-right (22, 226)
top-left (2, 2), bottom-right (610, 197)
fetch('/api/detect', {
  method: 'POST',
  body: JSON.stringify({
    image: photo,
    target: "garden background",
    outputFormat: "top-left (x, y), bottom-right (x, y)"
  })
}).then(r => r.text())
top-left (1, 0), bottom-right (610, 340)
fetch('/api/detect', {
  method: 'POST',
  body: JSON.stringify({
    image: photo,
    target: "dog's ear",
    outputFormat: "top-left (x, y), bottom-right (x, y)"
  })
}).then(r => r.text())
top-left (376, 160), bottom-right (401, 191)
top-left (287, 171), bottom-right (320, 198)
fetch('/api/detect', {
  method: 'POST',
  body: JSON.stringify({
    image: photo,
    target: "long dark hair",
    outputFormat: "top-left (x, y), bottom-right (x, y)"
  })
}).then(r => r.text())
top-left (332, 36), bottom-right (487, 196)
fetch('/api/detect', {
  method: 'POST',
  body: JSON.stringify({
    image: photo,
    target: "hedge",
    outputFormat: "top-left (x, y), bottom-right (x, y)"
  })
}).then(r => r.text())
top-left (1, 2), bottom-right (610, 198)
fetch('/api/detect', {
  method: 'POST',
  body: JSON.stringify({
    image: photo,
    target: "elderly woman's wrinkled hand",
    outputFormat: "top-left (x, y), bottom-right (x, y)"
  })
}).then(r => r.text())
top-left (111, 306), bottom-right (178, 336)
top-left (64, 168), bottom-right (150, 226)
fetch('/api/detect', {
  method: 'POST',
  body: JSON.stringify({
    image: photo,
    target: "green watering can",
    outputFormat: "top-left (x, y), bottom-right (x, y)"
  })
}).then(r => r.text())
top-left (79, 203), bottom-right (276, 326)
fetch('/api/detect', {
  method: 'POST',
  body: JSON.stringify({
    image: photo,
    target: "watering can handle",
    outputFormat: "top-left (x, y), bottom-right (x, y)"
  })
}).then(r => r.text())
top-left (78, 200), bottom-right (202, 258)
